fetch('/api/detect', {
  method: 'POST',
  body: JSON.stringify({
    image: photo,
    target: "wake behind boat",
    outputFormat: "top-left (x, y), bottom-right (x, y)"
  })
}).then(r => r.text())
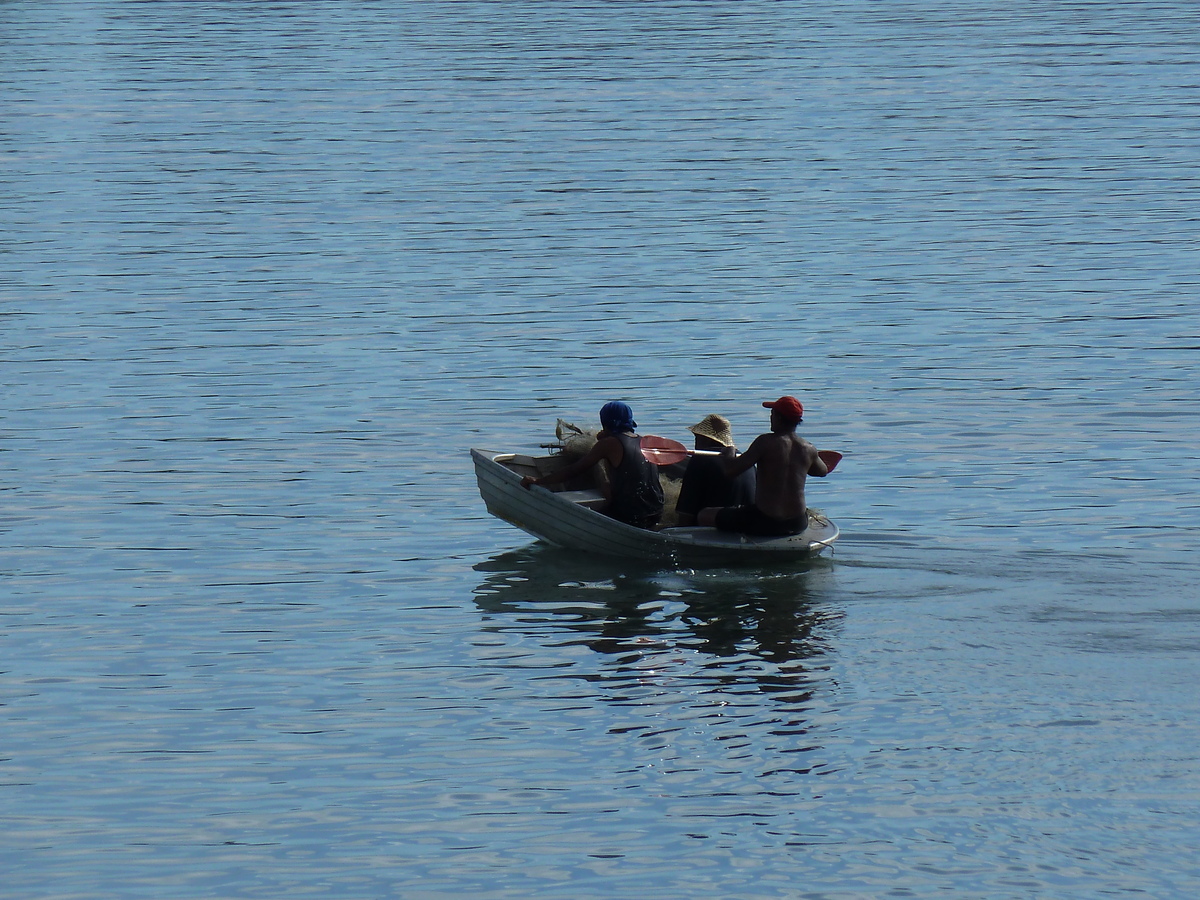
top-left (471, 448), bottom-right (838, 565)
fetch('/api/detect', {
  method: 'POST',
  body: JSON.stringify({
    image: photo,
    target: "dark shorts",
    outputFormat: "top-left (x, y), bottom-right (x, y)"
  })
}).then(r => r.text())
top-left (714, 505), bottom-right (807, 537)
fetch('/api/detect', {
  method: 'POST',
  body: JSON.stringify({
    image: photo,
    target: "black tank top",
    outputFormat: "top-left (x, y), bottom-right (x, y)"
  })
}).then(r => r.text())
top-left (608, 432), bottom-right (665, 526)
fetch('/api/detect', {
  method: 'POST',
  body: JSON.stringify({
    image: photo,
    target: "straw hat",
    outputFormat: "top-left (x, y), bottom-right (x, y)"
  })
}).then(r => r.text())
top-left (688, 413), bottom-right (734, 447)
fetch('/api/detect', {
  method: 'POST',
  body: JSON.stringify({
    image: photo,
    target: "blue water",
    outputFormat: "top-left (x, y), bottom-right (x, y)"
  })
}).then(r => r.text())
top-left (3, 1), bottom-right (1199, 897)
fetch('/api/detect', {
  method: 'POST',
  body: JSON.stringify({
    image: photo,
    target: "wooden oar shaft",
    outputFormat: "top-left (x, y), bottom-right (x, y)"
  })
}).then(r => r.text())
top-left (640, 435), bottom-right (842, 471)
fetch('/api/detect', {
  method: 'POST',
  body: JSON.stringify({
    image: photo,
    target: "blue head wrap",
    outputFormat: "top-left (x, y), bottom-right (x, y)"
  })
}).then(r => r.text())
top-left (599, 400), bottom-right (637, 433)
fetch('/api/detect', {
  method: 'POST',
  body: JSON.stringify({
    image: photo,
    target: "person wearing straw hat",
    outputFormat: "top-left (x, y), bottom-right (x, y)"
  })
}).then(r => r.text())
top-left (697, 396), bottom-right (829, 536)
top-left (674, 414), bottom-right (756, 526)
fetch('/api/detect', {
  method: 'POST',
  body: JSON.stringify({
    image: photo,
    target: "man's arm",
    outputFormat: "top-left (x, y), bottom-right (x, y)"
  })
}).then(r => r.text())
top-left (521, 437), bottom-right (620, 489)
top-left (719, 436), bottom-right (764, 478)
top-left (808, 448), bottom-right (830, 478)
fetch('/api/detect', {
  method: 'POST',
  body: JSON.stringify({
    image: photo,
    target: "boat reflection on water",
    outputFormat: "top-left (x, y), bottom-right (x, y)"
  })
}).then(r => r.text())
top-left (472, 546), bottom-right (843, 777)
top-left (471, 544), bottom-right (842, 672)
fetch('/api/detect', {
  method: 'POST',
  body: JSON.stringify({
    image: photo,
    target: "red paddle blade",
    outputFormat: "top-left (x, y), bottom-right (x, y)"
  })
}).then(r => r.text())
top-left (818, 450), bottom-right (842, 472)
top-left (640, 434), bottom-right (690, 467)
top-left (642, 447), bottom-right (689, 466)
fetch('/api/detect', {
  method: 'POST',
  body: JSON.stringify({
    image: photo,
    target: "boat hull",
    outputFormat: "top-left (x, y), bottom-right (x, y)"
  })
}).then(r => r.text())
top-left (472, 448), bottom-right (838, 565)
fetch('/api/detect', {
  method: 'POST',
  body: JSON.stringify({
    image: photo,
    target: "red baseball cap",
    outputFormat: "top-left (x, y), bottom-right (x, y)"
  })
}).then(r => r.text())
top-left (763, 395), bottom-right (803, 421)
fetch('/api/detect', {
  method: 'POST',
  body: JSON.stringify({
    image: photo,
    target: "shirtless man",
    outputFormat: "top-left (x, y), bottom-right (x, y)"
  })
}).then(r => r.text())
top-left (696, 396), bottom-right (828, 536)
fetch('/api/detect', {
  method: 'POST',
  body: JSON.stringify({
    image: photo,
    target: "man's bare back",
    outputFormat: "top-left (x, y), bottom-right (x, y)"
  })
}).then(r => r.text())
top-left (740, 431), bottom-right (822, 519)
top-left (696, 397), bottom-right (829, 534)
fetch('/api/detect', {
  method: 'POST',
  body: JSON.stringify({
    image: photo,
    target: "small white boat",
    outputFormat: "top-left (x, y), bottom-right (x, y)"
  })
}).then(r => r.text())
top-left (471, 448), bottom-right (838, 565)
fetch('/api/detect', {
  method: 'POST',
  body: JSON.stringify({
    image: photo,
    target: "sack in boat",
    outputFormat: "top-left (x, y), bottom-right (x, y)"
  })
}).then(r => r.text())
top-left (554, 419), bottom-right (599, 460)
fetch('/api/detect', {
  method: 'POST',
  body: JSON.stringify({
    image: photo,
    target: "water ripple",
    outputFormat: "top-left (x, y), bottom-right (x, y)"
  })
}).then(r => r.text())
top-left (4, 1), bottom-right (1200, 897)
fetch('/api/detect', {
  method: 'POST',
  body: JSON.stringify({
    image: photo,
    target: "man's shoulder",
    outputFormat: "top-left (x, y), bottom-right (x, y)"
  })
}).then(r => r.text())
top-left (602, 432), bottom-right (637, 449)
top-left (771, 432), bottom-right (816, 460)
top-left (754, 431), bottom-right (804, 447)
top-left (791, 434), bottom-right (818, 456)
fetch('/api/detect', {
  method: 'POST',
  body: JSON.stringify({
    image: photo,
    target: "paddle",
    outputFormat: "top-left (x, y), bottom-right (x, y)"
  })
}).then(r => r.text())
top-left (639, 435), bottom-right (719, 466)
top-left (640, 435), bottom-right (842, 472)
top-left (819, 450), bottom-right (843, 471)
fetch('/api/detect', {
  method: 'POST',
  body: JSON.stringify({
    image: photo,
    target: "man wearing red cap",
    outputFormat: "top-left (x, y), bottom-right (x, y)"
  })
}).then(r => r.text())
top-left (697, 395), bottom-right (829, 536)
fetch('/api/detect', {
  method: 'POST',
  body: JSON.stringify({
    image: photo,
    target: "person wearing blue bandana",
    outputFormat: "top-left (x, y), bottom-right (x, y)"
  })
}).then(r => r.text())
top-left (521, 401), bottom-right (664, 529)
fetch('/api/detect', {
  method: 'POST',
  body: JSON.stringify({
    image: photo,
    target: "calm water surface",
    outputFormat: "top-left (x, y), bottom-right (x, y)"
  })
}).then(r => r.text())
top-left (3, 1), bottom-right (1199, 897)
